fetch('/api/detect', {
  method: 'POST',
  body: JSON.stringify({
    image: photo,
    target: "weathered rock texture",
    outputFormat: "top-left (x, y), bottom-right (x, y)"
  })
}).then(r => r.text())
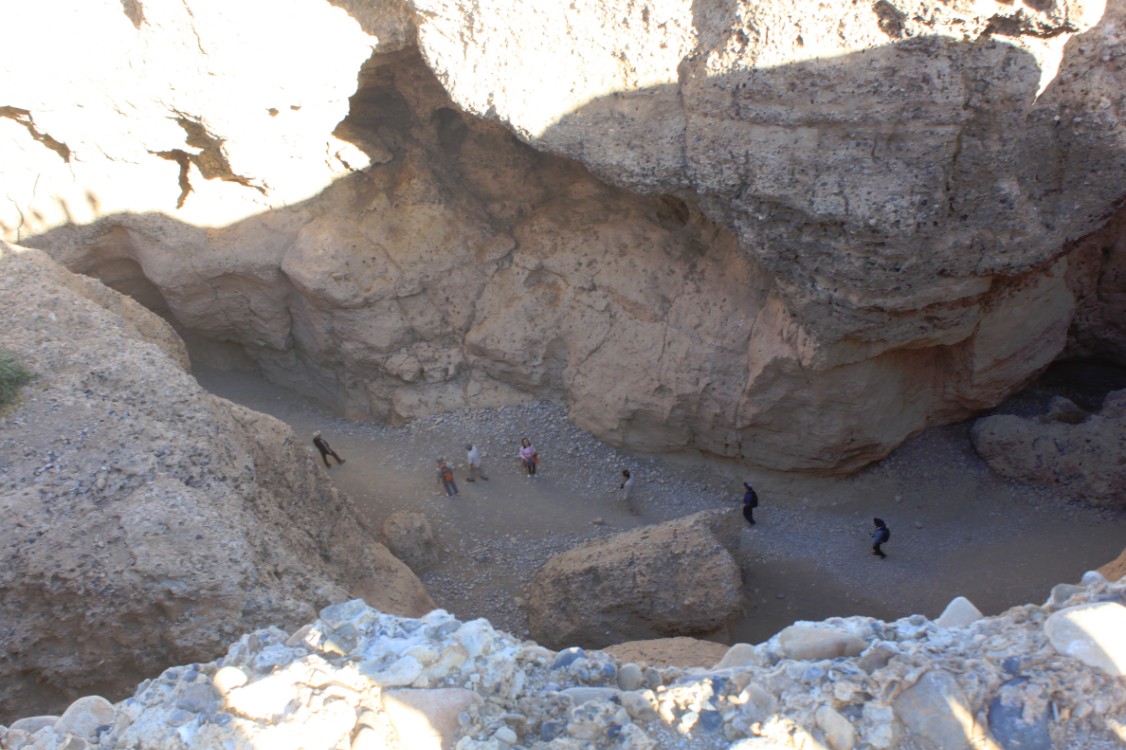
top-left (0, 245), bottom-right (431, 721)
top-left (3, 577), bottom-right (1125, 749)
top-left (1100, 546), bottom-right (1126, 582)
top-left (526, 510), bottom-right (743, 649)
top-left (971, 389), bottom-right (1126, 506)
top-left (6, 0), bottom-right (1126, 474)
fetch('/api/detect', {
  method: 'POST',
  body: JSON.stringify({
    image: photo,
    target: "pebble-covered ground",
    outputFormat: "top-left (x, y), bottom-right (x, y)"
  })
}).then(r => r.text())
top-left (193, 364), bottom-right (1126, 646)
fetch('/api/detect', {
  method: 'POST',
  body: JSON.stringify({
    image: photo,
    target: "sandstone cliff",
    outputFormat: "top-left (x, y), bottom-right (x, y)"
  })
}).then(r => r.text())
top-left (5, 0), bottom-right (1126, 473)
top-left (0, 245), bottom-right (431, 721)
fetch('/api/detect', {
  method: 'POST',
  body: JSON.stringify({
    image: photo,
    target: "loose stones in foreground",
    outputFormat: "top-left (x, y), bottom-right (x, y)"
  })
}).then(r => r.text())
top-left (3, 574), bottom-right (1125, 749)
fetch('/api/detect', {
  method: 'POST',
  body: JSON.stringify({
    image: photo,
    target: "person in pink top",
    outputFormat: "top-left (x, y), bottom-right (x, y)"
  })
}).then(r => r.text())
top-left (518, 437), bottom-right (538, 476)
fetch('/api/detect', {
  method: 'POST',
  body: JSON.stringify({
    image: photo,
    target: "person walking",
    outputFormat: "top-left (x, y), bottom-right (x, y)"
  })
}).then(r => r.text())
top-left (742, 482), bottom-right (758, 526)
top-left (436, 457), bottom-right (459, 496)
top-left (312, 431), bottom-right (345, 468)
top-left (465, 443), bottom-right (488, 481)
top-left (518, 437), bottom-right (538, 476)
top-left (619, 469), bottom-right (638, 514)
top-left (872, 517), bottom-right (891, 558)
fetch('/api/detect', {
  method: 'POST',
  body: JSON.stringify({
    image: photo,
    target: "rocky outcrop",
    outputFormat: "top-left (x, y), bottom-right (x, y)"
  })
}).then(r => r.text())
top-left (6, 1), bottom-right (1126, 475)
top-left (971, 389), bottom-right (1126, 506)
top-left (3, 575), bottom-right (1125, 750)
top-left (526, 510), bottom-right (743, 649)
top-left (381, 510), bottom-right (439, 572)
top-left (0, 245), bottom-right (431, 720)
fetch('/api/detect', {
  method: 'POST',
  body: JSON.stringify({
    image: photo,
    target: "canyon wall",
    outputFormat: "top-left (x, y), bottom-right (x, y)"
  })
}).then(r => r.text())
top-left (5, 0), bottom-right (1126, 473)
top-left (0, 245), bottom-right (431, 720)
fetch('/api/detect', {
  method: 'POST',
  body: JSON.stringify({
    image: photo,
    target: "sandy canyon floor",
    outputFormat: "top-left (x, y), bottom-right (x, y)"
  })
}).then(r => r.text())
top-left (193, 362), bottom-right (1126, 647)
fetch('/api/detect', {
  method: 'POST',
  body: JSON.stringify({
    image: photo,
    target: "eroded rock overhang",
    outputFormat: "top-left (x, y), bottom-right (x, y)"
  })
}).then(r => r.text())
top-left (4, 0), bottom-right (1126, 473)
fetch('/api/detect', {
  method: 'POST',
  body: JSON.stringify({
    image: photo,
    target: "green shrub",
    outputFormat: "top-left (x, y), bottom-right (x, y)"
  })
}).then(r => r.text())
top-left (0, 348), bottom-right (35, 406)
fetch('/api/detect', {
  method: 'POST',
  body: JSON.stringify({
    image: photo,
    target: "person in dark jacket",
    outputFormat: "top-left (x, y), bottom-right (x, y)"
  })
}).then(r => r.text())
top-left (312, 431), bottom-right (345, 468)
top-left (872, 517), bottom-right (890, 558)
top-left (742, 482), bottom-right (758, 526)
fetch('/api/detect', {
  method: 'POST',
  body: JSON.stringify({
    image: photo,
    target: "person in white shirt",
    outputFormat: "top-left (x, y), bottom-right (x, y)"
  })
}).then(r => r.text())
top-left (619, 469), bottom-right (638, 514)
top-left (465, 443), bottom-right (488, 481)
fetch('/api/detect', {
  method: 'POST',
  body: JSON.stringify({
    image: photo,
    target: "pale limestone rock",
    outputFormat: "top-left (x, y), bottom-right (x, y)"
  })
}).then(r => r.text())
top-left (211, 667), bottom-right (248, 697)
top-left (616, 664), bottom-right (644, 691)
top-left (935, 596), bottom-right (984, 629)
top-left (0, 0), bottom-right (392, 238)
top-left (1044, 602), bottom-right (1126, 676)
top-left (527, 511), bottom-right (742, 649)
top-left (8, 717), bottom-right (58, 735)
top-left (815, 704), bottom-right (857, 750)
top-left (777, 626), bottom-right (867, 661)
top-left (382, 688), bottom-right (483, 750)
top-left (712, 643), bottom-right (760, 671)
top-left (893, 670), bottom-right (975, 750)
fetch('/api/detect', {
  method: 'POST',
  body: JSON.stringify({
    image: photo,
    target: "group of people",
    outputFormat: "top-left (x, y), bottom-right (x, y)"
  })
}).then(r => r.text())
top-left (433, 437), bottom-right (539, 497)
top-left (313, 431), bottom-right (891, 556)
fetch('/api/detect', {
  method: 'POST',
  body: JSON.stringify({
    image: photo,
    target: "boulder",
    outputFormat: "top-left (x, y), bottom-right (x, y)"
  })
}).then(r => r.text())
top-left (971, 390), bottom-right (1126, 507)
top-left (1044, 602), bottom-right (1126, 677)
top-left (0, 246), bottom-right (431, 720)
top-left (382, 688), bottom-right (484, 750)
top-left (381, 511), bottom-right (440, 572)
top-left (892, 670), bottom-right (975, 750)
top-left (526, 510), bottom-right (743, 649)
top-left (776, 626), bottom-right (867, 662)
top-left (934, 596), bottom-right (984, 629)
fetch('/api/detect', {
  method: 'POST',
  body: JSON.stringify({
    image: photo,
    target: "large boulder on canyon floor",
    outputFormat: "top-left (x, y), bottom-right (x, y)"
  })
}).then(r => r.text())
top-left (526, 509), bottom-right (743, 649)
top-left (971, 390), bottom-right (1126, 507)
top-left (0, 244), bottom-right (432, 720)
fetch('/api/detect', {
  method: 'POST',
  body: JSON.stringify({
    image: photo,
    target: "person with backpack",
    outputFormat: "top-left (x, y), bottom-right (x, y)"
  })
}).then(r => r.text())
top-left (742, 482), bottom-right (758, 526)
top-left (436, 457), bottom-right (459, 496)
top-left (872, 517), bottom-right (890, 558)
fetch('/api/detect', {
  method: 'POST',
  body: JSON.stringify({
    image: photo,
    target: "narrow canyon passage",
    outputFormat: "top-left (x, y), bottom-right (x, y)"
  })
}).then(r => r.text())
top-left (193, 363), bottom-right (1126, 647)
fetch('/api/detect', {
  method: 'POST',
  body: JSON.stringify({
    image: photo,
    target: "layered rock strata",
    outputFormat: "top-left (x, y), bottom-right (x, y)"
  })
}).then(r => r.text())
top-left (0, 245), bottom-right (431, 720)
top-left (6, 0), bottom-right (1126, 474)
top-left (3, 576), bottom-right (1124, 749)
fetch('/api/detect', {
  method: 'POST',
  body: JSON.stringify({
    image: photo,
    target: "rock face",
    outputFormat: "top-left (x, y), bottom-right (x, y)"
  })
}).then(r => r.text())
top-left (526, 509), bottom-right (743, 649)
top-left (5, 0), bottom-right (1126, 475)
top-left (971, 389), bottom-right (1126, 506)
top-left (0, 245), bottom-right (431, 720)
top-left (4, 576), bottom-right (1126, 750)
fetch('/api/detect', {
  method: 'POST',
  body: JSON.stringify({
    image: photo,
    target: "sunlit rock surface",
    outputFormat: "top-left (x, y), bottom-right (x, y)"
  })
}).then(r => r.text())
top-left (5, 0), bottom-right (1126, 473)
top-left (3, 577), bottom-right (1125, 749)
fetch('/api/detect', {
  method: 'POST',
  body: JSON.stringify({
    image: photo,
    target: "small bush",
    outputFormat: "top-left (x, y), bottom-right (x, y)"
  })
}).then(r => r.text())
top-left (0, 348), bottom-right (35, 406)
